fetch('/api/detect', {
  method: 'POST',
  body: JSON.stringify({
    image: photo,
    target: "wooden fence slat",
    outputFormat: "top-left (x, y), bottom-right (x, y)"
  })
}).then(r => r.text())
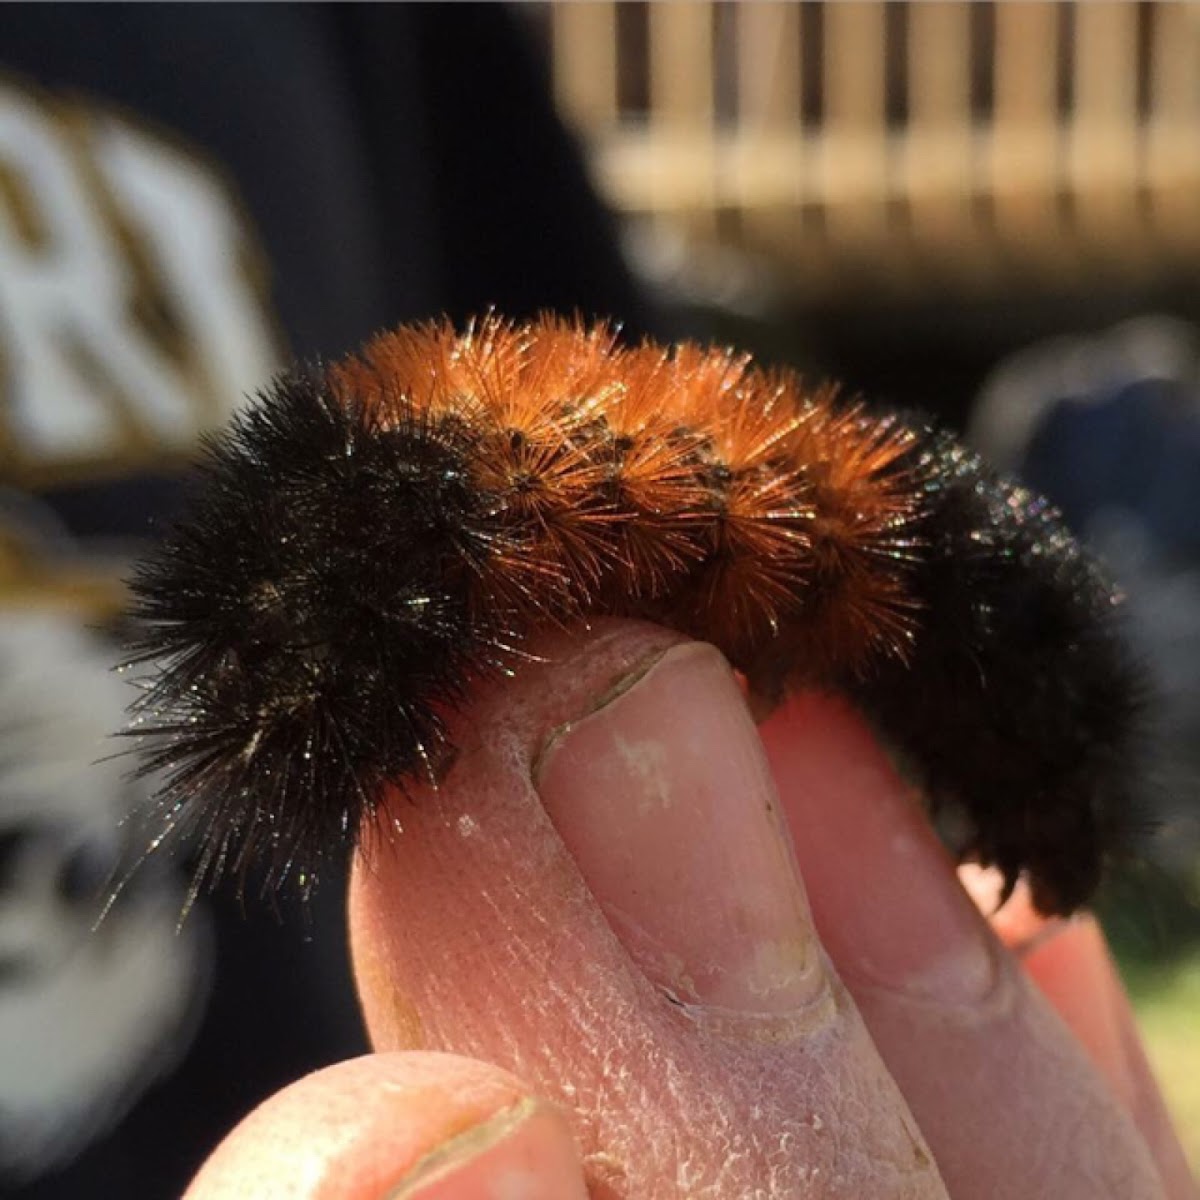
top-left (1074, 2), bottom-right (1139, 123)
top-left (649, 1), bottom-right (716, 235)
top-left (990, 2), bottom-right (1062, 255)
top-left (737, 2), bottom-right (801, 131)
top-left (909, 2), bottom-right (971, 127)
top-left (551, 3), bottom-right (618, 131)
top-left (735, 3), bottom-right (803, 250)
top-left (1070, 2), bottom-right (1141, 246)
top-left (649, 1), bottom-right (715, 126)
top-left (1151, 1), bottom-right (1200, 120)
top-left (820, 2), bottom-right (889, 244)
top-left (1148, 1), bottom-right (1200, 247)
top-left (905, 3), bottom-right (976, 260)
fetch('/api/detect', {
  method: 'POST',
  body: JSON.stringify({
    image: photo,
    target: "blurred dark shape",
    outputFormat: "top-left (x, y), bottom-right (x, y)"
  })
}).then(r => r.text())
top-left (972, 318), bottom-right (1200, 949)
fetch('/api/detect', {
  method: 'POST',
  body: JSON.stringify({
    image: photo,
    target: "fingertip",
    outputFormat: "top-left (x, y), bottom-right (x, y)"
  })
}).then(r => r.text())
top-left (964, 867), bottom-right (1196, 1196)
top-left (759, 692), bottom-right (997, 1003)
top-left (1019, 918), bottom-right (1198, 1199)
top-left (185, 1053), bottom-right (585, 1200)
top-left (761, 694), bottom-right (1168, 1199)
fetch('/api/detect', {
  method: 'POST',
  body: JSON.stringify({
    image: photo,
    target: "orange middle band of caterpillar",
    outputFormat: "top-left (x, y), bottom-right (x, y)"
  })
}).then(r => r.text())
top-left (128, 315), bottom-right (1142, 915)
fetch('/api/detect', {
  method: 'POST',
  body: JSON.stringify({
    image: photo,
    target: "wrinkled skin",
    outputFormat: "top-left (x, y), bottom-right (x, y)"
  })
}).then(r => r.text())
top-left (187, 622), bottom-right (1194, 1200)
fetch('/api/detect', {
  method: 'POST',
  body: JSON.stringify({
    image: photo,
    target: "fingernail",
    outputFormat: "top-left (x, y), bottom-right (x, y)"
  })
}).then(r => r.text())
top-left (390, 1100), bottom-right (586, 1200)
top-left (761, 694), bottom-right (998, 1004)
top-left (535, 643), bottom-right (826, 1014)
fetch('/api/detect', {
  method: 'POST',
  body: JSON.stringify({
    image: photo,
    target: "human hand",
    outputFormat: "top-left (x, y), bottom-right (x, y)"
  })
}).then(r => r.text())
top-left (185, 622), bottom-right (1196, 1199)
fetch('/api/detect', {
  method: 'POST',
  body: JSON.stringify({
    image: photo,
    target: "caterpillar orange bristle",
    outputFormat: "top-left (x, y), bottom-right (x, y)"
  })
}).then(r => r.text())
top-left (125, 315), bottom-right (1144, 914)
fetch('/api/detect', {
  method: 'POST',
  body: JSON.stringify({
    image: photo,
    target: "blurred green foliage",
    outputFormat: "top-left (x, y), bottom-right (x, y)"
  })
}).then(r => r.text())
top-left (1103, 864), bottom-right (1200, 1169)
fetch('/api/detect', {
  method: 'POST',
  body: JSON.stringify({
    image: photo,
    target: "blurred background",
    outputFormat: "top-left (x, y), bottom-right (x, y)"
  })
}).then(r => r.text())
top-left (538, 2), bottom-right (1200, 410)
top-left (0, 3), bottom-right (1197, 1194)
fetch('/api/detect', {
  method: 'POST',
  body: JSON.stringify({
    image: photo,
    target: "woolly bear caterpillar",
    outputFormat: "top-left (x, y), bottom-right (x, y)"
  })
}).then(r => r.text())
top-left (126, 315), bottom-right (1143, 916)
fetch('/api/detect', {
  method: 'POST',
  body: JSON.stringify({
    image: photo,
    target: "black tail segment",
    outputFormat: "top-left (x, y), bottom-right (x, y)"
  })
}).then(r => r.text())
top-left (126, 370), bottom-right (497, 898)
top-left (847, 421), bottom-right (1146, 915)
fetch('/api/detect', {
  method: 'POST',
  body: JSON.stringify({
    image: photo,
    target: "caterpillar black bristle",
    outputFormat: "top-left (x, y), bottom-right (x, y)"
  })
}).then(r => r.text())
top-left (125, 314), bottom-right (1144, 914)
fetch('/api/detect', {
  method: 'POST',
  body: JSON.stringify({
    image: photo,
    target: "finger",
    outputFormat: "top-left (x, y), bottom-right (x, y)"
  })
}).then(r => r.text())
top-left (759, 692), bottom-right (1169, 1200)
top-left (184, 1052), bottom-right (587, 1200)
top-left (350, 622), bottom-right (947, 1199)
top-left (962, 864), bottom-right (1196, 1196)
top-left (1020, 915), bottom-right (1197, 1199)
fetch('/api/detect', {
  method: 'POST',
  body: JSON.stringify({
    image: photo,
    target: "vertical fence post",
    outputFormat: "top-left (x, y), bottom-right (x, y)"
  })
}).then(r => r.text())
top-left (735, 3), bottom-right (803, 251)
top-left (649, 1), bottom-right (716, 235)
top-left (905, 2), bottom-right (977, 274)
top-left (1147, 2), bottom-right (1200, 250)
top-left (1070, 2), bottom-right (1141, 258)
top-left (820, 2), bottom-right (890, 250)
top-left (991, 2), bottom-right (1063, 263)
top-left (551, 3), bottom-right (618, 133)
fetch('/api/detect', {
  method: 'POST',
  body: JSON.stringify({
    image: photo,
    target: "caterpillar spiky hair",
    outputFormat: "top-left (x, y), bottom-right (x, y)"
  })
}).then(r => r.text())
top-left (127, 315), bottom-right (1143, 915)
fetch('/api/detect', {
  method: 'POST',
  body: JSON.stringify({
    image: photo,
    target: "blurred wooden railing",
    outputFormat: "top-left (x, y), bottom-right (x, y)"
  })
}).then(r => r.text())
top-left (544, 2), bottom-right (1200, 296)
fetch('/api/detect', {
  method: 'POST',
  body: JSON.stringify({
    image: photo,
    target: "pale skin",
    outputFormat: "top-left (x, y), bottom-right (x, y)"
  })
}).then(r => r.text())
top-left (187, 621), bottom-right (1197, 1200)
